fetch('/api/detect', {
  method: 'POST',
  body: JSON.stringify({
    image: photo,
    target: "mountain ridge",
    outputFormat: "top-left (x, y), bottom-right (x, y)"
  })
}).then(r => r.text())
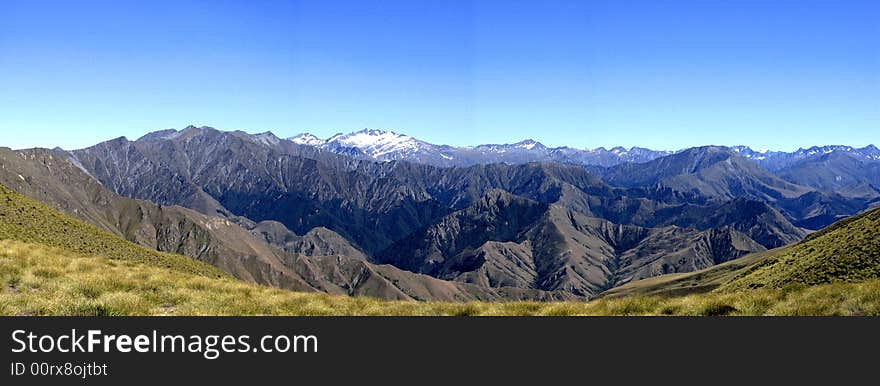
top-left (2, 125), bottom-right (876, 301)
top-left (124, 125), bottom-right (878, 170)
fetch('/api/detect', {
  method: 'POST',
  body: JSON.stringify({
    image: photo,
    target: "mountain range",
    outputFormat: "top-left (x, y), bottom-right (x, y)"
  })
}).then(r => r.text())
top-left (290, 128), bottom-right (675, 167)
top-left (290, 128), bottom-right (880, 170)
top-left (1, 125), bottom-right (877, 301)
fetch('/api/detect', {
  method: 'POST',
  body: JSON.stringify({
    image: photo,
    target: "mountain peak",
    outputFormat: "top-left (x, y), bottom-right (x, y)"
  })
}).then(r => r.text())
top-left (690, 145), bottom-right (736, 154)
top-left (352, 128), bottom-right (397, 136)
top-left (159, 125), bottom-right (211, 141)
top-left (289, 133), bottom-right (325, 146)
top-left (860, 145), bottom-right (879, 159)
top-left (319, 129), bottom-right (421, 159)
top-left (137, 129), bottom-right (178, 142)
top-left (514, 139), bottom-right (544, 150)
top-left (243, 131), bottom-right (280, 146)
top-left (333, 129), bottom-right (412, 145)
top-left (275, 129), bottom-right (676, 166)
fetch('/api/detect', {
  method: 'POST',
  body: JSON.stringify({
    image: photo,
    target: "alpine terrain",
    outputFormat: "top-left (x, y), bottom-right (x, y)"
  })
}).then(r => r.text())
top-left (1, 126), bottom-right (877, 303)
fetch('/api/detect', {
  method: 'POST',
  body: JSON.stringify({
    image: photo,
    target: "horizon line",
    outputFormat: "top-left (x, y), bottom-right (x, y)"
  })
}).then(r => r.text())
top-left (5, 124), bottom-right (872, 154)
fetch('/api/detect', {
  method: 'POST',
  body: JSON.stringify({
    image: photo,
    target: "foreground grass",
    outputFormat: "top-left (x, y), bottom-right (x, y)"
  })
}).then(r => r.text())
top-left (2, 239), bottom-right (878, 316)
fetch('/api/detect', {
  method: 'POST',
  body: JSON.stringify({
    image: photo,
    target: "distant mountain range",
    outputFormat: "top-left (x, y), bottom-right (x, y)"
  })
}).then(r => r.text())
top-left (731, 145), bottom-right (880, 171)
top-left (290, 128), bottom-right (674, 167)
top-left (289, 127), bottom-right (879, 170)
top-left (1, 125), bottom-right (877, 301)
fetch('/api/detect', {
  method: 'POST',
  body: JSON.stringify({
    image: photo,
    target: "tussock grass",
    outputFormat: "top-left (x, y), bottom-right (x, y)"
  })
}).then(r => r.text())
top-left (0, 184), bottom-right (224, 278)
top-left (2, 239), bottom-right (879, 316)
top-left (720, 207), bottom-right (880, 291)
top-left (2, 181), bottom-right (878, 316)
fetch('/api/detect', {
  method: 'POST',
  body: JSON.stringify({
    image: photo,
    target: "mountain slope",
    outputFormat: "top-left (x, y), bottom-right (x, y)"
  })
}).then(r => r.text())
top-left (70, 127), bottom-right (453, 253)
top-left (377, 189), bottom-right (548, 274)
top-left (601, 146), bottom-right (811, 201)
top-left (776, 152), bottom-right (880, 199)
top-left (2, 148), bottom-right (576, 301)
top-left (378, 189), bottom-right (770, 298)
top-left (8, 237), bottom-right (880, 316)
top-left (71, 128), bottom-right (811, 247)
top-left (62, 128), bottom-right (813, 298)
top-left (720, 206), bottom-right (880, 291)
top-left (0, 147), bottom-right (330, 291)
top-left (733, 144), bottom-right (880, 171)
top-left (0, 183), bottom-right (876, 315)
top-left (600, 146), bottom-right (873, 229)
top-left (0, 183), bottom-right (224, 277)
top-left (601, 206), bottom-right (880, 298)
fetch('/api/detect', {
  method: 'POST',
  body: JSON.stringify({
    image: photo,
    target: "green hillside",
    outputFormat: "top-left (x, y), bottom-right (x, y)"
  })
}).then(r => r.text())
top-left (602, 206), bottom-right (880, 305)
top-left (719, 206), bottom-right (880, 291)
top-left (3, 237), bottom-right (880, 316)
top-left (0, 184), bottom-right (224, 277)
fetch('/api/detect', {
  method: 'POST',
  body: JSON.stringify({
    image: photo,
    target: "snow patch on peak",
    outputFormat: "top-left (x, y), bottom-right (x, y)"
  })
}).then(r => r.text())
top-left (515, 140), bottom-right (538, 150)
top-left (731, 146), bottom-right (769, 157)
top-left (289, 133), bottom-right (325, 146)
top-left (65, 152), bottom-right (100, 183)
top-left (330, 129), bottom-right (420, 157)
top-left (336, 129), bottom-right (408, 146)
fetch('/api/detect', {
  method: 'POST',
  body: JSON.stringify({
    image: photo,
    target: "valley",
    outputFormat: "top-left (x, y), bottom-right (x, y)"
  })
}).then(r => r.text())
top-left (1, 126), bottom-right (878, 305)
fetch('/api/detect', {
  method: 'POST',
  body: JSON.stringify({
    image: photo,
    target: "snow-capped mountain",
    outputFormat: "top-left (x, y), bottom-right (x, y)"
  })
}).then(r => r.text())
top-left (324, 129), bottom-right (425, 159)
top-left (733, 145), bottom-right (880, 171)
top-left (291, 129), bottom-right (456, 164)
top-left (287, 129), bottom-right (674, 167)
top-left (131, 125), bottom-right (880, 204)
top-left (289, 133), bottom-right (325, 147)
top-left (141, 126), bottom-right (878, 171)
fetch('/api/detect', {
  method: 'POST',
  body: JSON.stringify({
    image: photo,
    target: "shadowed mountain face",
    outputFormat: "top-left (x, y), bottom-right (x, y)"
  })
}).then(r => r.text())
top-left (596, 146), bottom-right (874, 230)
top-left (1, 126), bottom-right (874, 300)
top-left (776, 152), bottom-right (880, 200)
top-left (378, 195), bottom-right (769, 297)
top-left (0, 148), bottom-right (574, 301)
top-left (732, 145), bottom-right (880, 172)
top-left (376, 190), bottom-right (550, 274)
top-left (70, 127), bottom-right (624, 254)
top-left (599, 146), bottom-right (811, 201)
top-left (601, 206), bottom-right (880, 299)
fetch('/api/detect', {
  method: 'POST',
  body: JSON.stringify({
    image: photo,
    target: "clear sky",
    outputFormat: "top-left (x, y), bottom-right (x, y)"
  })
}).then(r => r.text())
top-left (1, 0), bottom-right (877, 151)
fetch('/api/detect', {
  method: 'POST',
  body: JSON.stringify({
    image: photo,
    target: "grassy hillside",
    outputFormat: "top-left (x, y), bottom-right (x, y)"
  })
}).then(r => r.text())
top-left (602, 207), bottom-right (880, 301)
top-left (0, 184), bottom-right (224, 277)
top-left (600, 250), bottom-right (777, 299)
top-left (3, 239), bottom-right (880, 316)
top-left (2, 182), bottom-right (880, 316)
top-left (719, 207), bottom-right (880, 291)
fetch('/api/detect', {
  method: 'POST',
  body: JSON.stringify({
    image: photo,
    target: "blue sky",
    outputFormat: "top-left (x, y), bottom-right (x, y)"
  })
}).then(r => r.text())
top-left (0, 0), bottom-right (877, 151)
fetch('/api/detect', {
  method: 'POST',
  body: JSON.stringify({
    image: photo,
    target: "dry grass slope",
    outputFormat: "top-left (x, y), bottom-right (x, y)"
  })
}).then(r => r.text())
top-left (720, 207), bottom-right (880, 291)
top-left (0, 184), bottom-right (224, 277)
top-left (2, 182), bottom-right (879, 316)
top-left (2, 239), bottom-right (879, 316)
